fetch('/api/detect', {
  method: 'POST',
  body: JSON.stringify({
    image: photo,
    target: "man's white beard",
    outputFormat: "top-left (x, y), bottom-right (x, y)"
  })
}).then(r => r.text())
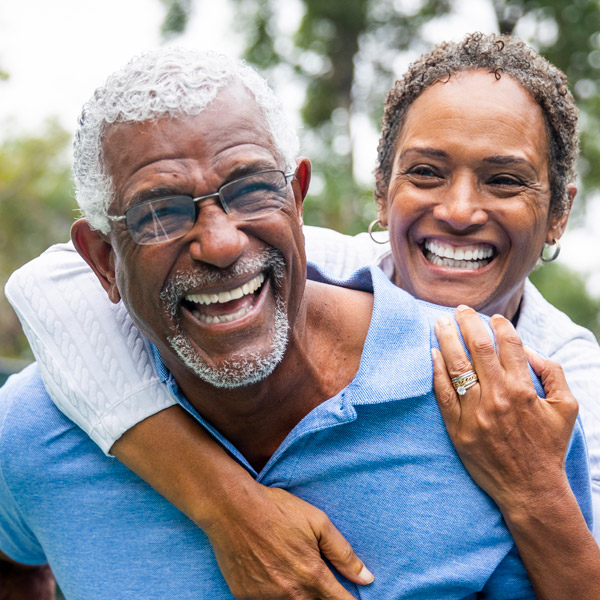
top-left (162, 249), bottom-right (290, 389)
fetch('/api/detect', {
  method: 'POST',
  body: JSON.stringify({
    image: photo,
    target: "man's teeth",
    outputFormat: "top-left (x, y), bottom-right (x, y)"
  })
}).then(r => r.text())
top-left (424, 240), bottom-right (494, 270)
top-left (184, 272), bottom-right (265, 325)
top-left (185, 273), bottom-right (265, 305)
top-left (195, 306), bottom-right (252, 325)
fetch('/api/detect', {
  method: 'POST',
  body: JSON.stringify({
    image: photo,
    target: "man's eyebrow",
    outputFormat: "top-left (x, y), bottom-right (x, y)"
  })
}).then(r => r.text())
top-left (128, 187), bottom-right (178, 207)
top-left (396, 147), bottom-right (449, 161)
top-left (483, 155), bottom-right (539, 176)
top-left (224, 161), bottom-right (279, 181)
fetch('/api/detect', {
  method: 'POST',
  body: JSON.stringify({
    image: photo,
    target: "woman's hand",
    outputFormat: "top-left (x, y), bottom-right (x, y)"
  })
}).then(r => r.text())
top-left (432, 305), bottom-right (600, 600)
top-left (203, 482), bottom-right (372, 600)
top-left (432, 304), bottom-right (578, 512)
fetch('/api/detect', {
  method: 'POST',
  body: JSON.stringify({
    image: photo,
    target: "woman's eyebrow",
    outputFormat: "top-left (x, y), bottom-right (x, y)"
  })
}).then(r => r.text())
top-left (397, 147), bottom-right (449, 160)
top-left (483, 155), bottom-right (539, 176)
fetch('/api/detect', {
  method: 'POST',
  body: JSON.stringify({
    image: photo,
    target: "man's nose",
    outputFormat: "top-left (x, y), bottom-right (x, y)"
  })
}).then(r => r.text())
top-left (186, 202), bottom-right (249, 268)
top-left (432, 175), bottom-right (488, 230)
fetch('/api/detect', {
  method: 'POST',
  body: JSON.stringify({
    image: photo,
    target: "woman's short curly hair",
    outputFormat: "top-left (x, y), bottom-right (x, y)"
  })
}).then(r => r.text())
top-left (375, 32), bottom-right (578, 218)
top-left (74, 47), bottom-right (299, 233)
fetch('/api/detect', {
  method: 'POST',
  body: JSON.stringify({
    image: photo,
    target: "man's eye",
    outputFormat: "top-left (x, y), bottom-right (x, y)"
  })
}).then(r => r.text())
top-left (235, 181), bottom-right (277, 197)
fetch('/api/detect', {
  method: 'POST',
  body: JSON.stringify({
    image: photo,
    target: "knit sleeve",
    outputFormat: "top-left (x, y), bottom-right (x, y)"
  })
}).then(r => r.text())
top-left (4, 243), bottom-right (177, 455)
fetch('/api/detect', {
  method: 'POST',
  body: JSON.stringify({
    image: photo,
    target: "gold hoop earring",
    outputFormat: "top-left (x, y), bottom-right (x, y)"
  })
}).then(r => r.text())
top-left (540, 238), bottom-right (561, 263)
top-left (368, 219), bottom-right (389, 244)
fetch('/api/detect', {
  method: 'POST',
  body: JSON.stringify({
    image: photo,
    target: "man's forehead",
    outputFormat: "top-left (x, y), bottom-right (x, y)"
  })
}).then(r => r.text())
top-left (101, 84), bottom-right (279, 178)
top-left (103, 83), bottom-right (269, 141)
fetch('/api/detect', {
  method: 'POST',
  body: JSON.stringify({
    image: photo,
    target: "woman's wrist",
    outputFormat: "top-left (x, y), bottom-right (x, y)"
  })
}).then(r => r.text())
top-left (110, 406), bottom-right (257, 528)
top-left (498, 476), bottom-right (584, 540)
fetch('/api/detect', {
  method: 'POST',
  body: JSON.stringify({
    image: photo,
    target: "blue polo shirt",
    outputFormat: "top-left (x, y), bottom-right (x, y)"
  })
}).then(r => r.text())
top-left (0, 266), bottom-right (592, 599)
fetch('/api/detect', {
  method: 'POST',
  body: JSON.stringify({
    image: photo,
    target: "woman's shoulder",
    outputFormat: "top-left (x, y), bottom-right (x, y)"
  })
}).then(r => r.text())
top-left (518, 279), bottom-right (600, 361)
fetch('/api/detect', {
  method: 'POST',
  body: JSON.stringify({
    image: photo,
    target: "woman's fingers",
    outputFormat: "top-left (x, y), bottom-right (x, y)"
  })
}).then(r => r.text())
top-left (316, 516), bottom-right (374, 587)
top-left (431, 347), bottom-right (461, 430)
top-left (452, 306), bottom-right (502, 383)
top-left (488, 314), bottom-right (531, 382)
top-left (524, 347), bottom-right (579, 418)
top-left (434, 316), bottom-right (473, 378)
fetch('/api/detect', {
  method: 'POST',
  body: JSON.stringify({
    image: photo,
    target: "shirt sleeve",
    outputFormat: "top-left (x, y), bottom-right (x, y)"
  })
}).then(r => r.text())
top-left (550, 335), bottom-right (600, 539)
top-left (4, 242), bottom-right (177, 455)
top-left (517, 280), bottom-right (600, 540)
top-left (0, 373), bottom-right (47, 565)
top-left (303, 225), bottom-right (389, 279)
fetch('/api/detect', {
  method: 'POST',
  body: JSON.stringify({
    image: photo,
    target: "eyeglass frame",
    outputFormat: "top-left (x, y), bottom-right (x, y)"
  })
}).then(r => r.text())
top-left (106, 168), bottom-right (296, 244)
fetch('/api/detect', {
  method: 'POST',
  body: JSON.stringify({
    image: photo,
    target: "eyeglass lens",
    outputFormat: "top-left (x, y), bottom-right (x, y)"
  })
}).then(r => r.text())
top-left (126, 170), bottom-right (290, 245)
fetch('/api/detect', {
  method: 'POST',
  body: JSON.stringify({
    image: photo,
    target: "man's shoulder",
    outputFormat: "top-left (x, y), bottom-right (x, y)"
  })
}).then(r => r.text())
top-left (0, 364), bottom-right (81, 467)
top-left (0, 363), bottom-right (50, 422)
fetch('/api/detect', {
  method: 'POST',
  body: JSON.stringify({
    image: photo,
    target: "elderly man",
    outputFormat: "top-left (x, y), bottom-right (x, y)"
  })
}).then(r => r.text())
top-left (0, 48), bottom-right (592, 599)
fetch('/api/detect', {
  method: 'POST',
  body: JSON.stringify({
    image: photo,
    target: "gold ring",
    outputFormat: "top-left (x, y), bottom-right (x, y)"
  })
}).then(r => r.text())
top-left (451, 369), bottom-right (478, 396)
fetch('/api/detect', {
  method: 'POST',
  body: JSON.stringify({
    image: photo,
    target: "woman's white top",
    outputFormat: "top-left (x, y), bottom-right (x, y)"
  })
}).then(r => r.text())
top-left (5, 225), bottom-right (600, 538)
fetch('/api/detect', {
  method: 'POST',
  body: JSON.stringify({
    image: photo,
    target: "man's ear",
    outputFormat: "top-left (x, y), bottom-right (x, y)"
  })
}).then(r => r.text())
top-left (291, 158), bottom-right (311, 220)
top-left (547, 184), bottom-right (576, 243)
top-left (71, 219), bottom-right (121, 304)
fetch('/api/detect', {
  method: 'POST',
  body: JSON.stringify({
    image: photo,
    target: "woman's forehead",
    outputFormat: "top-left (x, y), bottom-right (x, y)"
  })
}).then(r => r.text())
top-left (395, 70), bottom-right (548, 163)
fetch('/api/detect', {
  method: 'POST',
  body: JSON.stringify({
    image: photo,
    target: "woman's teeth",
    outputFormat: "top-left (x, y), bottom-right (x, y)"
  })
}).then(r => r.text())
top-left (184, 272), bottom-right (265, 324)
top-left (423, 240), bottom-right (494, 270)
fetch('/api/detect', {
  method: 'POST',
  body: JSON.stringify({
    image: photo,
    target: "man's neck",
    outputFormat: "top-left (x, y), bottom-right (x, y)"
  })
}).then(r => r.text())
top-left (168, 280), bottom-right (373, 471)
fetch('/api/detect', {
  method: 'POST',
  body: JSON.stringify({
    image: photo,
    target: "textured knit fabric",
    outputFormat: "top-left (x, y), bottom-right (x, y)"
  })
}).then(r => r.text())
top-left (0, 267), bottom-right (592, 599)
top-left (5, 227), bottom-right (600, 533)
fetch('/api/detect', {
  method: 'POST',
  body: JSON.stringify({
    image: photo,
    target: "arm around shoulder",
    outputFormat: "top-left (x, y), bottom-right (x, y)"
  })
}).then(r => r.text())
top-left (4, 242), bottom-right (177, 454)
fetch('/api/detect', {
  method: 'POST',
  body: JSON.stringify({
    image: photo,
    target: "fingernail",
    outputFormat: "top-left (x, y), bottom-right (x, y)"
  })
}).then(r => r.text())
top-left (456, 304), bottom-right (470, 312)
top-left (437, 316), bottom-right (452, 327)
top-left (358, 564), bottom-right (375, 584)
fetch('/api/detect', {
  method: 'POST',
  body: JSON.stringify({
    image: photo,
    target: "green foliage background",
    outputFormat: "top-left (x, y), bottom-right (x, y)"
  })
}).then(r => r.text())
top-left (1, 0), bottom-right (600, 366)
top-left (0, 121), bottom-right (75, 360)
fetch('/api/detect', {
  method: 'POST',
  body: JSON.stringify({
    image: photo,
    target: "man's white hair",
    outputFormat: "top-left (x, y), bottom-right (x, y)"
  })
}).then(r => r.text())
top-left (74, 46), bottom-right (300, 233)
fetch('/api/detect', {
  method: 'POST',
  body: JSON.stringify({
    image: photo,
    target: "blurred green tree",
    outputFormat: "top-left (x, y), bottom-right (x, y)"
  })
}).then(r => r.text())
top-left (493, 0), bottom-right (600, 220)
top-left (162, 0), bottom-right (600, 228)
top-left (0, 120), bottom-right (75, 359)
top-left (225, 0), bottom-right (452, 232)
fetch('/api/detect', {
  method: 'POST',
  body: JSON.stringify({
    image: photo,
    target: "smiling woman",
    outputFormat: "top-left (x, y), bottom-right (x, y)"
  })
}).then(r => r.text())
top-left (380, 69), bottom-right (567, 320)
top-left (4, 34), bottom-right (600, 599)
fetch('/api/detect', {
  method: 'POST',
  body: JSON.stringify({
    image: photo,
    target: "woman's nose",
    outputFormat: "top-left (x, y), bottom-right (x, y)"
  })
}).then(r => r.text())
top-left (432, 176), bottom-right (488, 230)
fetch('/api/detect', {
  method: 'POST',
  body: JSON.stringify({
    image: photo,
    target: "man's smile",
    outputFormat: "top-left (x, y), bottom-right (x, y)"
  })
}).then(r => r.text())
top-left (183, 272), bottom-right (267, 325)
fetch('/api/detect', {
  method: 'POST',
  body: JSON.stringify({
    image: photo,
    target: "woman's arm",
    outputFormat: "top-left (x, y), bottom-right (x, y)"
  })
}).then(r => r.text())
top-left (433, 306), bottom-right (600, 600)
top-left (5, 244), bottom-right (372, 599)
top-left (112, 407), bottom-right (373, 599)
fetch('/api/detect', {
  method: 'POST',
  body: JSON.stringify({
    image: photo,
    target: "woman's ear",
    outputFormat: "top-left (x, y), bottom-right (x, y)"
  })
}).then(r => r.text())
top-left (547, 184), bottom-right (576, 243)
top-left (71, 219), bottom-right (121, 304)
top-left (376, 194), bottom-right (388, 228)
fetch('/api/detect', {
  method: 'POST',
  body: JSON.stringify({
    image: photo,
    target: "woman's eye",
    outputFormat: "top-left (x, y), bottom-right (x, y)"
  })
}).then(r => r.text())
top-left (488, 174), bottom-right (524, 186)
top-left (406, 165), bottom-right (440, 178)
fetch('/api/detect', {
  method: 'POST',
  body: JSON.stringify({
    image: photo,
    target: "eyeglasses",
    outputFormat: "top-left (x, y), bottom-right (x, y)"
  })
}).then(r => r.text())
top-left (108, 169), bottom-right (294, 245)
